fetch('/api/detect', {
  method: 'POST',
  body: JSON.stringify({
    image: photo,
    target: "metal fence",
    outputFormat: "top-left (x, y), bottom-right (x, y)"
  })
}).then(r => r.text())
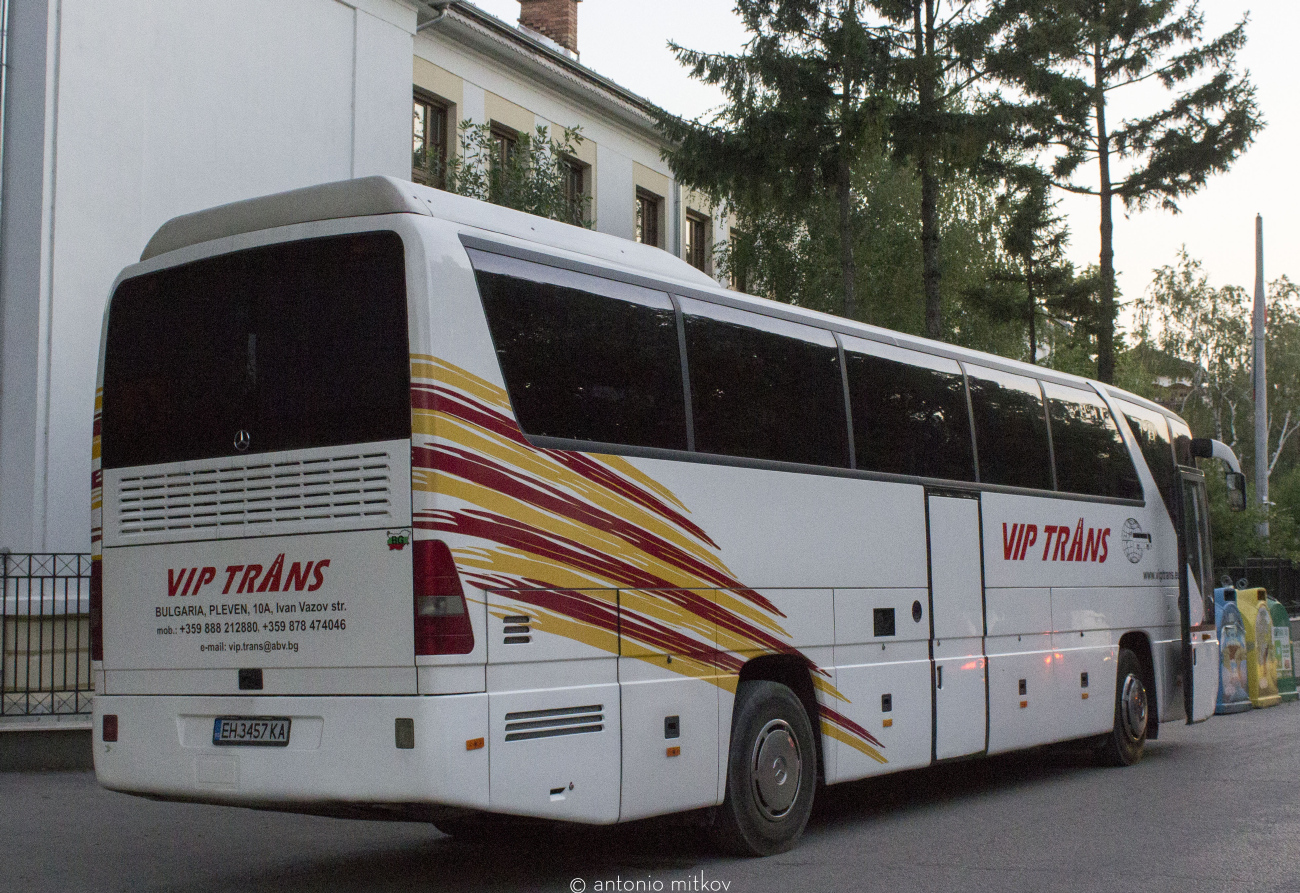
top-left (1220, 558), bottom-right (1300, 613)
top-left (1, 553), bottom-right (94, 717)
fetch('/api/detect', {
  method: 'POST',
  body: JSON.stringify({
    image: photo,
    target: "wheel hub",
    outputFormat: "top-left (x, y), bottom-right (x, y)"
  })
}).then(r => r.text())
top-left (751, 719), bottom-right (801, 820)
top-left (1120, 673), bottom-right (1148, 741)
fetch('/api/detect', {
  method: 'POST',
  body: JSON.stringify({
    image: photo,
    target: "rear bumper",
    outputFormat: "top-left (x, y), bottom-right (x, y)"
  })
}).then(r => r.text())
top-left (92, 693), bottom-right (488, 812)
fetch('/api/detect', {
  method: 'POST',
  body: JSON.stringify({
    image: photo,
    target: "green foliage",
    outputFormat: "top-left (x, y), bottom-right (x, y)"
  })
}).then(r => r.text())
top-left (1129, 251), bottom-right (1300, 563)
top-left (714, 149), bottom-right (1020, 354)
top-left (661, 0), bottom-right (1026, 332)
top-left (965, 169), bottom-right (1096, 364)
top-left (1206, 467), bottom-right (1300, 566)
top-left (1132, 249), bottom-right (1251, 446)
top-left (416, 121), bottom-right (592, 227)
top-left (993, 0), bottom-right (1265, 383)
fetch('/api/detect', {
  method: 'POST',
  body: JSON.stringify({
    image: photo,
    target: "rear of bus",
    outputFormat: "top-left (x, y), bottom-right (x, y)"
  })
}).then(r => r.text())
top-left (91, 203), bottom-right (487, 814)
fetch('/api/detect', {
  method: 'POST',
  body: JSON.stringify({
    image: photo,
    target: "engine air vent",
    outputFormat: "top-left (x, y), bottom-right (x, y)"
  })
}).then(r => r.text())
top-left (504, 705), bottom-right (603, 742)
top-left (114, 451), bottom-right (394, 538)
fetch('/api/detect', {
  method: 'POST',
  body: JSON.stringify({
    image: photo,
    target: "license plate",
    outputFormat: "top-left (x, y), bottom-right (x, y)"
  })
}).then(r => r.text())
top-left (212, 716), bottom-right (291, 747)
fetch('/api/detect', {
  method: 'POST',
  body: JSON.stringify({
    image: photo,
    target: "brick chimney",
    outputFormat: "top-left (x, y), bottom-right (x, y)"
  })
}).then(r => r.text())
top-left (519, 0), bottom-right (580, 56)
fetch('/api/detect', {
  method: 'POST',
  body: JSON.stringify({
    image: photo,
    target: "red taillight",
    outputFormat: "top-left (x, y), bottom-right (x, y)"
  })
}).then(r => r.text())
top-left (90, 558), bottom-right (103, 661)
top-left (102, 714), bottom-right (118, 742)
top-left (413, 539), bottom-right (474, 655)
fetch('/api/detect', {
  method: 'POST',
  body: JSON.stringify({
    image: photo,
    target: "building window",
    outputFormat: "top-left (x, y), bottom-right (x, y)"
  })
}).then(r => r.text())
top-left (564, 159), bottom-right (587, 225)
top-left (635, 189), bottom-right (661, 248)
top-left (413, 93), bottom-right (448, 187)
top-left (685, 211), bottom-right (710, 272)
top-left (491, 125), bottom-right (517, 170)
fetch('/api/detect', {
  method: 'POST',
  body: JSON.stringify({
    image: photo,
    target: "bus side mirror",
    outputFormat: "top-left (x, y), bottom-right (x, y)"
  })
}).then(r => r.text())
top-left (1225, 471), bottom-right (1247, 512)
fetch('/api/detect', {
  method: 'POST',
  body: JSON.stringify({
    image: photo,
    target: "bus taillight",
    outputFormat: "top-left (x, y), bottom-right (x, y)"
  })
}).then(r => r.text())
top-left (90, 558), bottom-right (103, 661)
top-left (413, 539), bottom-right (474, 655)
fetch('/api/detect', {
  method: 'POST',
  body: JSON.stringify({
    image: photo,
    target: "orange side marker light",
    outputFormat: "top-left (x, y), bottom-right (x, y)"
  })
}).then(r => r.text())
top-left (466, 737), bottom-right (485, 751)
top-left (1019, 700), bottom-right (1028, 709)
top-left (882, 718), bottom-right (893, 728)
top-left (666, 746), bottom-right (681, 758)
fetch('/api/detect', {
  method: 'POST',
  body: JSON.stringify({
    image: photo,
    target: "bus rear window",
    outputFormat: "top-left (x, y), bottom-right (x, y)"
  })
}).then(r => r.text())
top-left (102, 231), bottom-right (410, 469)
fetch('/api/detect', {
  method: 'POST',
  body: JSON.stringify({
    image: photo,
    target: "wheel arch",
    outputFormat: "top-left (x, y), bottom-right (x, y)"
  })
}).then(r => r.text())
top-left (1117, 631), bottom-right (1158, 740)
top-left (737, 654), bottom-right (826, 782)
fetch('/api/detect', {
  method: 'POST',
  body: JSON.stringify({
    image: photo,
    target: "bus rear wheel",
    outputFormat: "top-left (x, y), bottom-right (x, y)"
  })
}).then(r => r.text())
top-left (1098, 648), bottom-right (1148, 766)
top-left (710, 680), bottom-right (816, 856)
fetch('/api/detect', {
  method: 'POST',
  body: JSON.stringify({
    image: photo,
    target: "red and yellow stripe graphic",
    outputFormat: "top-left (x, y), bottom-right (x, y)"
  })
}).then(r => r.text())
top-left (410, 356), bottom-right (885, 763)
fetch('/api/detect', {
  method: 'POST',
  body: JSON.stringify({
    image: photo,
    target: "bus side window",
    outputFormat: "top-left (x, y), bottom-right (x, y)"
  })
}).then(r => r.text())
top-left (840, 336), bottom-right (975, 482)
top-left (964, 366), bottom-right (1053, 491)
top-left (1043, 383), bottom-right (1142, 500)
top-left (680, 298), bottom-right (849, 469)
top-left (1168, 417), bottom-right (1194, 467)
top-left (470, 251), bottom-right (689, 452)
top-left (1120, 404), bottom-right (1178, 520)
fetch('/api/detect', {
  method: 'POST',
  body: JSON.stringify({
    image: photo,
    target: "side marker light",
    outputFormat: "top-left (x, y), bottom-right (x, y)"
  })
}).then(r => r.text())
top-left (666, 746), bottom-right (681, 758)
top-left (882, 718), bottom-right (893, 728)
top-left (466, 737), bottom-right (485, 751)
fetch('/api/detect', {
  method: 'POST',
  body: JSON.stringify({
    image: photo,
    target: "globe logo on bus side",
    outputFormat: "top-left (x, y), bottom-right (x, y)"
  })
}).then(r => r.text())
top-left (1121, 518), bottom-right (1151, 564)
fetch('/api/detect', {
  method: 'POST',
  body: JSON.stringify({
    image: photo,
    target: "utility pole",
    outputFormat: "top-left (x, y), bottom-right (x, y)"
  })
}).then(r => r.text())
top-left (1253, 213), bottom-right (1269, 538)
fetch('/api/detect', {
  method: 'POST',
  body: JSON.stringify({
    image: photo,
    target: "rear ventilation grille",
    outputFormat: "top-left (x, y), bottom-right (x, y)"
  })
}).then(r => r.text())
top-left (504, 705), bottom-right (603, 742)
top-left (502, 615), bottom-right (531, 645)
top-left (115, 452), bottom-right (395, 537)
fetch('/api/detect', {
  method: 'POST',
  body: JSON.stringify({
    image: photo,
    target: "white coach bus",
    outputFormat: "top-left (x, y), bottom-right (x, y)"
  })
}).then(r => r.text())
top-left (91, 176), bottom-right (1246, 855)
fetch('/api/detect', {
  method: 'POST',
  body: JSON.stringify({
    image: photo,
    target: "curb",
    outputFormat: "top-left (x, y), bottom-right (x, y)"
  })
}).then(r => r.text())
top-left (0, 717), bottom-right (94, 772)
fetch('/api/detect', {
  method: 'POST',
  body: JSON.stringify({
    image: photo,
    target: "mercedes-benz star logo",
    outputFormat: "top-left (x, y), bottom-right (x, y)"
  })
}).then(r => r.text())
top-left (234, 429), bottom-right (251, 452)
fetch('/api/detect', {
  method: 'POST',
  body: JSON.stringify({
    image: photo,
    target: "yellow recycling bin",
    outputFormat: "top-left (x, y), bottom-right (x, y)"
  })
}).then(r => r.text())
top-left (1236, 587), bottom-right (1281, 708)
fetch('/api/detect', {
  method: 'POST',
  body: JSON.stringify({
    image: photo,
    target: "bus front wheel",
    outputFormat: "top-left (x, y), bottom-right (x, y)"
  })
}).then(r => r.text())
top-left (1098, 648), bottom-right (1148, 766)
top-left (711, 680), bottom-right (817, 856)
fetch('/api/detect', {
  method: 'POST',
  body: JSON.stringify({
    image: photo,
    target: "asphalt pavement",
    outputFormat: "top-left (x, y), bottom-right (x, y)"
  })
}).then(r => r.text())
top-left (4, 702), bottom-right (1300, 893)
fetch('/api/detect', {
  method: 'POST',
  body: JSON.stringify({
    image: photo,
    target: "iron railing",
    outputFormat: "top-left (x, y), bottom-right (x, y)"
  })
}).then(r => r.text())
top-left (1220, 558), bottom-right (1300, 613)
top-left (0, 553), bottom-right (93, 717)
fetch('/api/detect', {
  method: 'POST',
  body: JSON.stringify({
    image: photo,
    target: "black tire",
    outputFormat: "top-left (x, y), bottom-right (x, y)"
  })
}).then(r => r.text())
top-left (710, 680), bottom-right (817, 856)
top-left (1098, 648), bottom-right (1149, 766)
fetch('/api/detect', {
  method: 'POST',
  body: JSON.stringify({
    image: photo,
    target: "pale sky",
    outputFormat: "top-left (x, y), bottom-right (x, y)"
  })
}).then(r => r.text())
top-left (469, 1), bottom-right (1297, 320)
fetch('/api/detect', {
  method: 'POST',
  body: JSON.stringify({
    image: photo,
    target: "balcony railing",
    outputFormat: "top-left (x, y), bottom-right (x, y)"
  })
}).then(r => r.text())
top-left (1, 553), bottom-right (93, 717)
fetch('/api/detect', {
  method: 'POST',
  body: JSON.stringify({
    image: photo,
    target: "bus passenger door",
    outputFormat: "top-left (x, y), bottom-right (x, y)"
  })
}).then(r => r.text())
top-left (1179, 471), bottom-right (1216, 722)
top-left (927, 492), bottom-right (988, 760)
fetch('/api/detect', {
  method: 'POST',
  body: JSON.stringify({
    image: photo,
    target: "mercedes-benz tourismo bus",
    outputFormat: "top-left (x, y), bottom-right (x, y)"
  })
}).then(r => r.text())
top-left (91, 176), bottom-right (1246, 855)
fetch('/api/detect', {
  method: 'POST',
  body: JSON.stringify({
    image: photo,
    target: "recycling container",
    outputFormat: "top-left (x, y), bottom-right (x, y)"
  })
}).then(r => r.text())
top-left (1267, 596), bottom-right (1297, 702)
top-left (1236, 587), bottom-right (1281, 708)
top-left (1215, 587), bottom-right (1251, 714)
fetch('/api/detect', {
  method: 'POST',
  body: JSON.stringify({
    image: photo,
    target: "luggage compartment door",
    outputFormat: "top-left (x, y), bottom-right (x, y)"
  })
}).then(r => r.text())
top-left (927, 492), bottom-right (987, 760)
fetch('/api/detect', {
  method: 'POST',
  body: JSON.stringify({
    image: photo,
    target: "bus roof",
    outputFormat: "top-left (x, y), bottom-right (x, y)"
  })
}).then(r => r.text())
top-left (140, 175), bottom-right (718, 290)
top-left (139, 175), bottom-right (1172, 423)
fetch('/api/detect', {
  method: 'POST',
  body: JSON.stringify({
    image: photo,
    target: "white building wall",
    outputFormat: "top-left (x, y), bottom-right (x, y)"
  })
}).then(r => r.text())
top-left (413, 27), bottom-right (674, 242)
top-left (0, 0), bottom-right (417, 553)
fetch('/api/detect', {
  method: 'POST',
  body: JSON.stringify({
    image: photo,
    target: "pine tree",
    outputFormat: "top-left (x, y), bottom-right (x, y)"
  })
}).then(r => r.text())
top-left (660, 1), bottom-right (888, 320)
top-left (993, 0), bottom-right (1264, 383)
top-left (970, 170), bottom-right (1091, 364)
top-left (661, 1), bottom-right (1022, 331)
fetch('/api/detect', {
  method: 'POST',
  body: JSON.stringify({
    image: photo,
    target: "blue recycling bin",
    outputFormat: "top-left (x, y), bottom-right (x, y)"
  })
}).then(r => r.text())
top-left (1215, 587), bottom-right (1251, 714)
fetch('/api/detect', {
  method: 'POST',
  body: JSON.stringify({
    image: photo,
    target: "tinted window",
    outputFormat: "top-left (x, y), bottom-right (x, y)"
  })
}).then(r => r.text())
top-left (966, 367), bottom-right (1053, 490)
top-left (843, 337), bottom-right (974, 481)
top-left (103, 231), bottom-right (410, 469)
top-left (1121, 402), bottom-right (1177, 518)
top-left (470, 251), bottom-right (688, 450)
top-left (682, 298), bottom-right (849, 467)
top-left (1168, 417), bottom-right (1194, 466)
top-left (1044, 383), bottom-right (1141, 499)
